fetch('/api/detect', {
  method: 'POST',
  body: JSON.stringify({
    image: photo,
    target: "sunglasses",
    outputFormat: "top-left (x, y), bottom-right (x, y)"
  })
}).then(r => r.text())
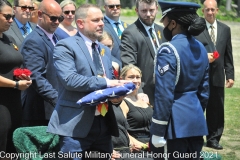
top-left (0, 13), bottom-right (15, 20)
top-left (63, 10), bottom-right (75, 15)
top-left (42, 11), bottom-right (64, 23)
top-left (16, 6), bottom-right (34, 11)
top-left (107, 4), bottom-right (121, 10)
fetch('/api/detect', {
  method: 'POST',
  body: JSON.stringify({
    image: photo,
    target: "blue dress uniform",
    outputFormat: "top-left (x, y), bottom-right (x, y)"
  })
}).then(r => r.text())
top-left (150, 1), bottom-right (209, 159)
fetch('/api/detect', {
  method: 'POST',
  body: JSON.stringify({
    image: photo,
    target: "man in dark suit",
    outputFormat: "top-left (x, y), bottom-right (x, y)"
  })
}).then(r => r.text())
top-left (20, 0), bottom-right (63, 126)
top-left (47, 4), bottom-right (129, 159)
top-left (120, 0), bottom-right (164, 106)
top-left (4, 0), bottom-right (36, 48)
top-left (195, 0), bottom-right (234, 150)
top-left (103, 0), bottom-right (128, 67)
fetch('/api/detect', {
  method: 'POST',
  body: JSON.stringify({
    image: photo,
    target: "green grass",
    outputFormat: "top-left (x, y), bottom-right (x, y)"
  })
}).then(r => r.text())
top-left (202, 88), bottom-right (240, 160)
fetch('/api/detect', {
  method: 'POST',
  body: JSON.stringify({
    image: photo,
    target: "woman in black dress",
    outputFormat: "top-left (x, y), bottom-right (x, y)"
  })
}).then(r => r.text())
top-left (0, 0), bottom-right (32, 153)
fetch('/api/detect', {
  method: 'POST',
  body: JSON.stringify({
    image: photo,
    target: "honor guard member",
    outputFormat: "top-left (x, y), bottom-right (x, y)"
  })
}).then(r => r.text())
top-left (150, 1), bottom-right (209, 159)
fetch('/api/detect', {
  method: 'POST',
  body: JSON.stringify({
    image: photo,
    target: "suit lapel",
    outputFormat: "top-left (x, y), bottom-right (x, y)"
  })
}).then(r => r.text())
top-left (75, 33), bottom-right (97, 75)
top-left (35, 26), bottom-right (54, 50)
top-left (135, 19), bottom-right (155, 59)
top-left (11, 21), bottom-right (24, 43)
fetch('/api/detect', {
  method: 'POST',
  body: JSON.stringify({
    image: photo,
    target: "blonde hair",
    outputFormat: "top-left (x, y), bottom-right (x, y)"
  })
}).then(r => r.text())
top-left (120, 64), bottom-right (142, 79)
top-left (60, 0), bottom-right (76, 9)
top-left (98, 31), bottom-right (114, 45)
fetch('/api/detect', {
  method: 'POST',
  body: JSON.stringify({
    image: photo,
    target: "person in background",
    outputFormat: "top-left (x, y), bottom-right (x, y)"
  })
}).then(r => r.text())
top-left (120, 0), bottom-right (164, 106)
top-left (20, 0), bottom-right (63, 127)
top-left (55, 0), bottom-right (77, 39)
top-left (103, 0), bottom-right (127, 68)
top-left (0, 0), bottom-right (32, 153)
top-left (47, 4), bottom-right (129, 160)
top-left (4, 0), bottom-right (36, 48)
top-left (29, 0), bottom-right (40, 24)
top-left (119, 64), bottom-right (153, 160)
top-left (195, 0), bottom-right (234, 150)
top-left (150, 1), bottom-right (209, 159)
top-left (98, 31), bottom-right (120, 78)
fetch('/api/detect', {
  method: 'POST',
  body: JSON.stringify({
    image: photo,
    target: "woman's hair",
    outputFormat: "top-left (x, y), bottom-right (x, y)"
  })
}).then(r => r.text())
top-left (98, 31), bottom-right (114, 46)
top-left (120, 64), bottom-right (142, 79)
top-left (0, 0), bottom-right (12, 11)
top-left (167, 12), bottom-right (206, 36)
top-left (60, 0), bottom-right (76, 9)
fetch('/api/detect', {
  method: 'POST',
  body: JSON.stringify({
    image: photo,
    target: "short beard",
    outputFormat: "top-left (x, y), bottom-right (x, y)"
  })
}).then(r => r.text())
top-left (139, 16), bottom-right (155, 26)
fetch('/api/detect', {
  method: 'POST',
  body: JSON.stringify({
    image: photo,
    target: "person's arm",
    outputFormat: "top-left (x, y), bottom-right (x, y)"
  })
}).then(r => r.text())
top-left (0, 76), bottom-right (32, 90)
top-left (21, 37), bottom-right (58, 105)
top-left (150, 46), bottom-right (177, 147)
top-left (224, 27), bottom-right (234, 88)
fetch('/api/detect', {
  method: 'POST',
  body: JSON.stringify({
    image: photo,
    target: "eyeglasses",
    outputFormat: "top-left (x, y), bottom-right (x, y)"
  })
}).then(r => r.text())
top-left (42, 11), bottom-right (64, 23)
top-left (63, 10), bottom-right (75, 15)
top-left (107, 4), bottom-right (121, 10)
top-left (0, 13), bottom-right (15, 20)
top-left (16, 6), bottom-right (34, 11)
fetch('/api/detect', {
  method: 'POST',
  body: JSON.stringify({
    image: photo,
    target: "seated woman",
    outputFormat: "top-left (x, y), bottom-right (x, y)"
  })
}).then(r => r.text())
top-left (111, 64), bottom-right (153, 160)
top-left (120, 64), bottom-right (153, 147)
top-left (98, 31), bottom-right (121, 79)
top-left (55, 0), bottom-right (77, 39)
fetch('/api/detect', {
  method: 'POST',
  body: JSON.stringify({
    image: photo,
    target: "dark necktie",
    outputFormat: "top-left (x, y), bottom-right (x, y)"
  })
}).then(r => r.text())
top-left (92, 42), bottom-right (104, 76)
top-left (149, 28), bottom-right (158, 49)
top-left (210, 25), bottom-right (216, 45)
top-left (114, 22), bottom-right (122, 38)
top-left (52, 34), bottom-right (58, 45)
top-left (22, 25), bottom-right (28, 37)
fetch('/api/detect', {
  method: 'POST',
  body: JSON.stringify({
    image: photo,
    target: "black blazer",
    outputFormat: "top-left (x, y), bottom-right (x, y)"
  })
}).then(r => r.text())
top-left (120, 18), bottom-right (165, 105)
top-left (195, 20), bottom-right (234, 87)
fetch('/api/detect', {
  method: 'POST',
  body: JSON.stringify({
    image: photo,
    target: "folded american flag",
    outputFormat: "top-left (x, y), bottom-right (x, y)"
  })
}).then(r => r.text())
top-left (77, 82), bottom-right (135, 106)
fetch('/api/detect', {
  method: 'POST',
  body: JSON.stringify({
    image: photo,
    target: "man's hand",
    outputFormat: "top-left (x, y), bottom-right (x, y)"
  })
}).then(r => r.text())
top-left (108, 80), bottom-right (131, 87)
top-left (208, 53), bottom-right (215, 63)
top-left (226, 79), bottom-right (234, 88)
top-left (151, 135), bottom-right (166, 148)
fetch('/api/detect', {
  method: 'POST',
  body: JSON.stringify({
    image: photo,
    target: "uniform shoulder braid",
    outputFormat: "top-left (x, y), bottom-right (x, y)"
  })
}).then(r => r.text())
top-left (154, 42), bottom-right (180, 85)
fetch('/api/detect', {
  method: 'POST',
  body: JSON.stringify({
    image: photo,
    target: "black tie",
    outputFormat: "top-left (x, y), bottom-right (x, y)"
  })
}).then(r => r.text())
top-left (22, 25), bottom-right (28, 37)
top-left (52, 34), bottom-right (58, 45)
top-left (114, 22), bottom-right (122, 38)
top-left (149, 28), bottom-right (158, 49)
top-left (92, 43), bottom-right (104, 76)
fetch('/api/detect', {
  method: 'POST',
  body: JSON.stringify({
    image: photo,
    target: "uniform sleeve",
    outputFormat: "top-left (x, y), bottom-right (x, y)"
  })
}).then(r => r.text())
top-left (197, 64), bottom-right (209, 110)
top-left (150, 46), bottom-right (177, 137)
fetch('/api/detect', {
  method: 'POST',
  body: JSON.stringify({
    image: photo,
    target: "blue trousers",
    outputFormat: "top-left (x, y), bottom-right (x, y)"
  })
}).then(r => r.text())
top-left (59, 115), bottom-right (112, 160)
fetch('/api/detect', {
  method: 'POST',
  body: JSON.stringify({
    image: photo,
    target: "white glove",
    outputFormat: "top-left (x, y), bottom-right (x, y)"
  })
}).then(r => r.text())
top-left (151, 135), bottom-right (166, 148)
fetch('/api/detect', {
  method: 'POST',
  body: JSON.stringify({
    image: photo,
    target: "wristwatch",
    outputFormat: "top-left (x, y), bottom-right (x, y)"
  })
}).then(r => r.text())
top-left (14, 81), bottom-right (19, 89)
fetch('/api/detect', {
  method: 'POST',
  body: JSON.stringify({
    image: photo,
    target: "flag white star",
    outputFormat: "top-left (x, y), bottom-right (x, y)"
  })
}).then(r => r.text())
top-left (109, 91), bottom-right (116, 97)
top-left (95, 90), bottom-right (104, 94)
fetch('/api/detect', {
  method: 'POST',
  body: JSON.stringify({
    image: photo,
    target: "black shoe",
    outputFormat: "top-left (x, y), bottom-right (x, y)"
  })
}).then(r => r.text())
top-left (206, 142), bottom-right (223, 150)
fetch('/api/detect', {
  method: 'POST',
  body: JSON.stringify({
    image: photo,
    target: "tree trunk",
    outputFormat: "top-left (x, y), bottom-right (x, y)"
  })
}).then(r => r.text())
top-left (226, 0), bottom-right (232, 11)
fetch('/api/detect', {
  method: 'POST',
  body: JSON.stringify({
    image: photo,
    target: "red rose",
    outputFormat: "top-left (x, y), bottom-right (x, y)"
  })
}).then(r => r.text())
top-left (13, 68), bottom-right (32, 77)
top-left (13, 68), bottom-right (23, 76)
top-left (213, 50), bottom-right (219, 59)
top-left (22, 69), bottom-right (32, 76)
